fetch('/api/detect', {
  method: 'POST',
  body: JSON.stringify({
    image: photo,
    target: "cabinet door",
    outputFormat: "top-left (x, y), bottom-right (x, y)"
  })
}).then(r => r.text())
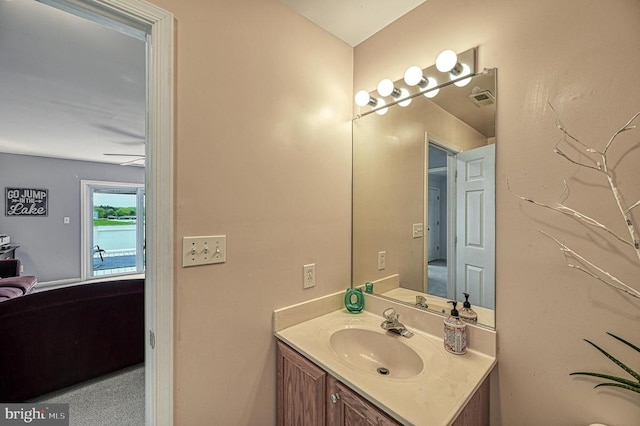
top-left (451, 377), bottom-right (490, 426)
top-left (327, 376), bottom-right (400, 426)
top-left (277, 341), bottom-right (326, 426)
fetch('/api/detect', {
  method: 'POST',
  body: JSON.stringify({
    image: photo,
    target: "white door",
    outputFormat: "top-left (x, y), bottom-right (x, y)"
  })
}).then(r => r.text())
top-left (427, 187), bottom-right (440, 262)
top-left (456, 144), bottom-right (495, 309)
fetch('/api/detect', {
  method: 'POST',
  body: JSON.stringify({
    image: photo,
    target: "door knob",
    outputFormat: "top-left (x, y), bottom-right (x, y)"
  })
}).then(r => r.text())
top-left (330, 393), bottom-right (340, 404)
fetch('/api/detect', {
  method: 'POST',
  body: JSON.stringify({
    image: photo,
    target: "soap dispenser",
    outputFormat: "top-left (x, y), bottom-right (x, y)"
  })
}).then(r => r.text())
top-left (443, 301), bottom-right (467, 355)
top-left (459, 292), bottom-right (478, 323)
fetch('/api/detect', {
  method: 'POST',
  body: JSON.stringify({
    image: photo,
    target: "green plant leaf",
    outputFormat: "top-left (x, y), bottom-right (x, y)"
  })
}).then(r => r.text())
top-left (607, 332), bottom-right (640, 355)
top-left (571, 333), bottom-right (640, 397)
top-left (594, 382), bottom-right (640, 394)
top-left (570, 371), bottom-right (640, 390)
top-left (583, 338), bottom-right (640, 383)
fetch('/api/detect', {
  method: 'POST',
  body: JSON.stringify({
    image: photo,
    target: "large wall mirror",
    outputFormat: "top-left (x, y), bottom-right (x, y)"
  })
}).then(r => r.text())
top-left (352, 68), bottom-right (497, 328)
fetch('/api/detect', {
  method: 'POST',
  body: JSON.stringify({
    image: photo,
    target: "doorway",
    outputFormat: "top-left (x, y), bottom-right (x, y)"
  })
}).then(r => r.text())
top-left (427, 187), bottom-right (440, 263)
top-left (14, 1), bottom-right (174, 424)
top-left (426, 143), bottom-right (455, 299)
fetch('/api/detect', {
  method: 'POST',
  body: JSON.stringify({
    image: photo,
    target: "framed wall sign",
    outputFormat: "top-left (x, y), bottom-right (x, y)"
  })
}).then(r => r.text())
top-left (5, 188), bottom-right (48, 217)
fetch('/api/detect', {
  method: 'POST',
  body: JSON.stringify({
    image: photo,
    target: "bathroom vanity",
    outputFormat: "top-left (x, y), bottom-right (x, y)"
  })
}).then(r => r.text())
top-left (274, 293), bottom-right (496, 426)
top-left (277, 341), bottom-right (489, 425)
top-left (277, 340), bottom-right (399, 425)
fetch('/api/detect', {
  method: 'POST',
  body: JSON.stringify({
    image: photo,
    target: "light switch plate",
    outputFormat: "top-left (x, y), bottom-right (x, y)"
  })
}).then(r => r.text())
top-left (377, 251), bottom-right (386, 270)
top-left (183, 235), bottom-right (226, 267)
top-left (303, 263), bottom-right (315, 289)
top-left (413, 223), bottom-right (423, 238)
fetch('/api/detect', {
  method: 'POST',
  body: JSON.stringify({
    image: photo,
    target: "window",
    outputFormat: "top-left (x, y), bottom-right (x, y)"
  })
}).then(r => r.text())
top-left (82, 180), bottom-right (145, 280)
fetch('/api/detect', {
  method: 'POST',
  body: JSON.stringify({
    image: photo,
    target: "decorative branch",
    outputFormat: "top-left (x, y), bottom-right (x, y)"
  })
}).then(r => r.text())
top-left (603, 164), bottom-right (640, 259)
top-left (549, 103), bottom-right (602, 170)
top-left (516, 108), bottom-right (640, 401)
top-left (603, 112), bottom-right (640, 156)
top-left (549, 105), bottom-right (640, 252)
top-left (549, 104), bottom-right (592, 151)
top-left (512, 109), bottom-right (640, 301)
top-left (541, 231), bottom-right (640, 300)
top-left (553, 146), bottom-right (601, 171)
top-left (507, 180), bottom-right (633, 247)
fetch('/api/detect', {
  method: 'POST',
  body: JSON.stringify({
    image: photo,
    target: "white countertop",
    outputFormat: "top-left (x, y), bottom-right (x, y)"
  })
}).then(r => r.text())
top-left (275, 307), bottom-right (496, 426)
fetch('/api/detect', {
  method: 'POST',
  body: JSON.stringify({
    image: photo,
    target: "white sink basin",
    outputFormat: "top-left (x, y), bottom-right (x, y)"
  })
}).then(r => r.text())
top-left (329, 328), bottom-right (424, 379)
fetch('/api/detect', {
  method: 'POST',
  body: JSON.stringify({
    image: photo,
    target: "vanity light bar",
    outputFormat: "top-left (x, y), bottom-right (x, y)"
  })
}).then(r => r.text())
top-left (353, 47), bottom-right (477, 117)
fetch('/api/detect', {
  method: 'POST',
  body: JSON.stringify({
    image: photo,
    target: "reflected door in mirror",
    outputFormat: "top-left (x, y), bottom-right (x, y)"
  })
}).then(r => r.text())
top-left (455, 144), bottom-right (495, 309)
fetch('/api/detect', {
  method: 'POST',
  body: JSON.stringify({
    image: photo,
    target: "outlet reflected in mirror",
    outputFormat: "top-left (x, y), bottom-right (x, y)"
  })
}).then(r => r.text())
top-left (352, 69), bottom-right (497, 328)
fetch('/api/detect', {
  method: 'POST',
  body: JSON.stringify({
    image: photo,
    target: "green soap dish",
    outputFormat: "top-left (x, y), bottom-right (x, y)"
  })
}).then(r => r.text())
top-left (344, 288), bottom-right (364, 313)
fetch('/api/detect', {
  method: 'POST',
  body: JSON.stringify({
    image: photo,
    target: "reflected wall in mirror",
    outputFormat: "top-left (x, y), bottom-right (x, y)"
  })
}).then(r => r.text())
top-left (352, 68), bottom-right (497, 328)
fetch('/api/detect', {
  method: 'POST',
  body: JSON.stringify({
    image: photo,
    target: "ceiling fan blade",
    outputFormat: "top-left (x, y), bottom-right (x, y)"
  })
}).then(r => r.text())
top-left (119, 158), bottom-right (146, 166)
top-left (94, 124), bottom-right (145, 141)
top-left (103, 153), bottom-right (145, 157)
top-left (113, 140), bottom-right (145, 146)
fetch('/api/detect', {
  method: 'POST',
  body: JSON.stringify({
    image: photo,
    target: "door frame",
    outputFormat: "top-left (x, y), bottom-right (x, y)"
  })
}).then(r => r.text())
top-left (79, 1), bottom-right (174, 424)
top-left (424, 134), bottom-right (460, 298)
top-left (427, 186), bottom-right (440, 263)
top-left (23, 1), bottom-right (173, 422)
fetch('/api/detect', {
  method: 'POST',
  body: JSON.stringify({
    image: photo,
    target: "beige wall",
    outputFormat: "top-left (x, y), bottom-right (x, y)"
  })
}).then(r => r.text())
top-left (355, 0), bottom-right (640, 424)
top-left (150, 0), bottom-right (352, 424)
top-left (147, 0), bottom-right (640, 423)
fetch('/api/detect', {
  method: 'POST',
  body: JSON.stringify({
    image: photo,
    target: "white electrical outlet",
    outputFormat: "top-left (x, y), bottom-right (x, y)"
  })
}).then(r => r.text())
top-left (303, 263), bottom-right (315, 289)
top-left (377, 251), bottom-right (386, 270)
top-left (413, 223), bottom-right (423, 238)
top-left (182, 235), bottom-right (226, 267)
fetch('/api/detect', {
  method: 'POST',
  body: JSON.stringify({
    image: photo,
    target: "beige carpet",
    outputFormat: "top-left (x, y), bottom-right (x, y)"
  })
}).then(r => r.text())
top-left (30, 364), bottom-right (144, 426)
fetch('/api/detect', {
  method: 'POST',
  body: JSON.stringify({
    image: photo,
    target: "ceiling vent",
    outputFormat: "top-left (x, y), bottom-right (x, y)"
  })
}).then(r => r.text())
top-left (468, 87), bottom-right (495, 107)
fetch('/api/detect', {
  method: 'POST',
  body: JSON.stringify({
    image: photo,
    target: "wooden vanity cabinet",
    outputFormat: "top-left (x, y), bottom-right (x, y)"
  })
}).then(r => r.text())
top-left (277, 340), bottom-right (327, 425)
top-left (277, 341), bottom-right (398, 426)
top-left (451, 378), bottom-right (489, 426)
top-left (277, 340), bottom-right (489, 426)
top-left (326, 375), bottom-right (399, 426)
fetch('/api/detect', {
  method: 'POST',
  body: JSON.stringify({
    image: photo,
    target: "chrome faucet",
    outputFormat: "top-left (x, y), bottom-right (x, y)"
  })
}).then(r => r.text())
top-left (415, 295), bottom-right (428, 309)
top-left (381, 308), bottom-right (414, 338)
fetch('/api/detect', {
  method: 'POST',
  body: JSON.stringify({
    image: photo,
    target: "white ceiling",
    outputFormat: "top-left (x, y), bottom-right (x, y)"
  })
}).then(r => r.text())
top-left (0, 0), bottom-right (146, 166)
top-left (0, 0), bottom-right (495, 167)
top-left (280, 0), bottom-right (428, 46)
top-left (1, 0), bottom-right (424, 166)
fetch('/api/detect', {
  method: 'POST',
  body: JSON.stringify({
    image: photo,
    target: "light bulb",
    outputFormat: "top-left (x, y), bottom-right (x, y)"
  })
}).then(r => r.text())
top-left (355, 90), bottom-right (376, 107)
top-left (375, 98), bottom-right (388, 115)
top-left (377, 79), bottom-right (397, 97)
top-left (398, 88), bottom-right (412, 107)
top-left (436, 49), bottom-right (458, 73)
top-left (404, 66), bottom-right (424, 87)
top-left (453, 63), bottom-right (472, 87)
top-left (422, 77), bottom-right (439, 98)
